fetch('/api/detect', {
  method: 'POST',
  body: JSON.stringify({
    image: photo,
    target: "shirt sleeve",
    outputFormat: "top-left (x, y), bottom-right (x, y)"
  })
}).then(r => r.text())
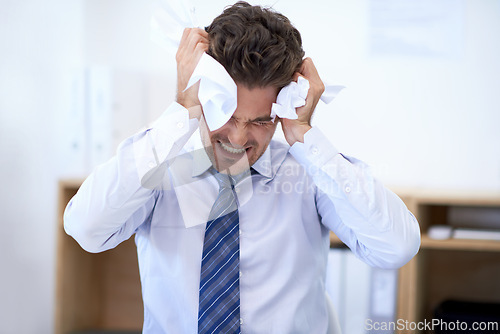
top-left (289, 127), bottom-right (421, 269)
top-left (64, 102), bottom-right (199, 253)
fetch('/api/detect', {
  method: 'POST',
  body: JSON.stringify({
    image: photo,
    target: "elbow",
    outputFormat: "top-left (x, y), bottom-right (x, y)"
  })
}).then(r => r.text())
top-left (379, 230), bottom-right (421, 269)
top-left (359, 212), bottom-right (421, 269)
top-left (370, 216), bottom-right (421, 269)
top-left (396, 212), bottom-right (422, 267)
top-left (63, 200), bottom-right (108, 253)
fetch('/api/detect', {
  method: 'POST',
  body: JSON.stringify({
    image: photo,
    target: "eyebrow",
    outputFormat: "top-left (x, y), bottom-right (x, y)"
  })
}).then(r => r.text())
top-left (249, 116), bottom-right (273, 122)
top-left (232, 115), bottom-right (274, 123)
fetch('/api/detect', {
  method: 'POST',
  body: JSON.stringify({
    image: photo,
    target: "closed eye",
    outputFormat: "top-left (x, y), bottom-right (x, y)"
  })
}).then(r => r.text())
top-left (253, 120), bottom-right (274, 126)
top-left (232, 116), bottom-right (274, 127)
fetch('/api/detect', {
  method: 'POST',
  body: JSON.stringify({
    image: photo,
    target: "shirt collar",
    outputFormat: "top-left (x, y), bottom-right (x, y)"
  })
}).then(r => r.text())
top-left (191, 146), bottom-right (212, 178)
top-left (250, 144), bottom-right (273, 178)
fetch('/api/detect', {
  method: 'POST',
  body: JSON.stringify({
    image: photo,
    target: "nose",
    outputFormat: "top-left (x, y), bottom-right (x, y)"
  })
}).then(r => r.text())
top-left (226, 121), bottom-right (248, 148)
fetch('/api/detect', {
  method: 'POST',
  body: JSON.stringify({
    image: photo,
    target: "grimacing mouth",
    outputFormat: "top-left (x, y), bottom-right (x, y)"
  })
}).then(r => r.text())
top-left (218, 141), bottom-right (247, 154)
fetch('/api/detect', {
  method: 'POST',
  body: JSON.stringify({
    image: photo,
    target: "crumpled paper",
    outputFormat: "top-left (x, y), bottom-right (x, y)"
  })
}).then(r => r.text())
top-left (150, 0), bottom-right (198, 50)
top-left (270, 77), bottom-right (345, 121)
top-left (151, 1), bottom-right (345, 131)
top-left (184, 55), bottom-right (346, 130)
top-left (271, 76), bottom-right (310, 121)
top-left (184, 53), bottom-right (237, 131)
top-left (321, 83), bottom-right (345, 104)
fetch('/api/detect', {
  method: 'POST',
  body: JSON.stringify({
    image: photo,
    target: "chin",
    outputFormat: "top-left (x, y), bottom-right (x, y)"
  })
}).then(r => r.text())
top-left (215, 152), bottom-right (253, 175)
top-left (207, 141), bottom-right (252, 174)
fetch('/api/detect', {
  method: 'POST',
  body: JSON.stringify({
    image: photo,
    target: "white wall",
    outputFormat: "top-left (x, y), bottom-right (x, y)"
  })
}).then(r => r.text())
top-left (0, 0), bottom-right (499, 333)
top-left (80, 0), bottom-right (500, 191)
top-left (268, 0), bottom-right (500, 191)
top-left (0, 0), bottom-right (84, 333)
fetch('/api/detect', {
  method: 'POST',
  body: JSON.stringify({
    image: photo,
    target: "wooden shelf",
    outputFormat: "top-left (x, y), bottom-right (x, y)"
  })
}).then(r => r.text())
top-left (410, 189), bottom-right (500, 206)
top-left (329, 232), bottom-right (345, 248)
top-left (56, 180), bottom-right (500, 334)
top-left (399, 191), bottom-right (500, 334)
top-left (421, 234), bottom-right (500, 252)
top-left (333, 232), bottom-right (500, 252)
top-left (55, 180), bottom-right (143, 334)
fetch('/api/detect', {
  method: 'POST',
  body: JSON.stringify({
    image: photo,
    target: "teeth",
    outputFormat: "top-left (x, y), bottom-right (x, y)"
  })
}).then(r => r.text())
top-left (220, 142), bottom-right (246, 154)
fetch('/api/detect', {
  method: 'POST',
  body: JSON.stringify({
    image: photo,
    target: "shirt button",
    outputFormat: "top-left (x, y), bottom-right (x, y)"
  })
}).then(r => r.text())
top-left (176, 121), bottom-right (184, 129)
top-left (345, 186), bottom-right (351, 193)
top-left (239, 271), bottom-right (243, 278)
top-left (235, 187), bottom-right (240, 194)
top-left (311, 146), bottom-right (319, 155)
top-left (240, 318), bottom-right (243, 325)
top-left (148, 161), bottom-right (155, 168)
top-left (239, 229), bottom-right (242, 236)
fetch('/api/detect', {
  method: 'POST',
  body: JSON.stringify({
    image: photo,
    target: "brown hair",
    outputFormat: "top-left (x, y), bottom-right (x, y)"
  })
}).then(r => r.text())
top-left (206, 1), bottom-right (304, 89)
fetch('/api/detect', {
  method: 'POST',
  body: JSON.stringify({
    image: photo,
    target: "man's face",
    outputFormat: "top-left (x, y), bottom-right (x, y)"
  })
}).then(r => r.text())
top-left (200, 84), bottom-right (279, 174)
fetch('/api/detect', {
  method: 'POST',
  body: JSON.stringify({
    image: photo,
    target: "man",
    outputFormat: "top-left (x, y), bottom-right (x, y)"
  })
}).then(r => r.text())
top-left (64, 2), bottom-right (420, 333)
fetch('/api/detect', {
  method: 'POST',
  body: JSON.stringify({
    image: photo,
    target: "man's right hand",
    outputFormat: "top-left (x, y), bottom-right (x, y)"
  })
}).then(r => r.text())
top-left (175, 28), bottom-right (209, 119)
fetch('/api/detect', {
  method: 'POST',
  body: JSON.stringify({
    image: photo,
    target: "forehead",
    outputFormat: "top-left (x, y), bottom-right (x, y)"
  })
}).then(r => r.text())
top-left (234, 84), bottom-right (278, 121)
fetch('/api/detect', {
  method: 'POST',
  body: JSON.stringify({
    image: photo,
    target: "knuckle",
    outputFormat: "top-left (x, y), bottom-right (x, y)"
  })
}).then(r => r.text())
top-left (195, 43), bottom-right (207, 52)
top-left (319, 81), bottom-right (325, 92)
top-left (182, 27), bottom-right (191, 38)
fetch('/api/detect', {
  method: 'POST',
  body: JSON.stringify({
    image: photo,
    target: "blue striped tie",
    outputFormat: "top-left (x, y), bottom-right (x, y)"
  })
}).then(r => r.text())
top-left (198, 172), bottom-right (240, 334)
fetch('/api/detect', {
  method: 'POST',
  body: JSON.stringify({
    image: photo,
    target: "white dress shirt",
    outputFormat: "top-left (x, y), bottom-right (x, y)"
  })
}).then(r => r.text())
top-left (64, 102), bottom-right (421, 334)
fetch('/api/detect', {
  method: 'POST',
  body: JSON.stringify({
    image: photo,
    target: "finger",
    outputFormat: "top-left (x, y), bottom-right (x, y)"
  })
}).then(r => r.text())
top-left (176, 28), bottom-right (192, 61)
top-left (181, 28), bottom-right (208, 44)
top-left (177, 28), bottom-right (207, 58)
top-left (299, 57), bottom-right (316, 77)
top-left (178, 28), bottom-right (194, 53)
top-left (292, 72), bottom-right (301, 82)
top-left (193, 30), bottom-right (209, 45)
top-left (299, 57), bottom-right (309, 74)
top-left (177, 39), bottom-right (208, 67)
top-left (179, 27), bottom-right (191, 45)
top-left (195, 28), bottom-right (209, 41)
top-left (186, 29), bottom-right (209, 52)
top-left (192, 41), bottom-right (208, 63)
top-left (196, 41), bottom-right (209, 53)
top-left (300, 58), bottom-right (324, 93)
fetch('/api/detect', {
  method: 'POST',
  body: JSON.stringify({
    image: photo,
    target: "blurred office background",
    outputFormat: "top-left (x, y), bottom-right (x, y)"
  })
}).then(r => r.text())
top-left (1, 0), bottom-right (499, 333)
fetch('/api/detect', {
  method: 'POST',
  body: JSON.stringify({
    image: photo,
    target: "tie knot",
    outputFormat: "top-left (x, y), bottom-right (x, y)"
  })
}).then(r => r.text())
top-left (207, 170), bottom-right (239, 223)
top-left (213, 172), bottom-right (233, 190)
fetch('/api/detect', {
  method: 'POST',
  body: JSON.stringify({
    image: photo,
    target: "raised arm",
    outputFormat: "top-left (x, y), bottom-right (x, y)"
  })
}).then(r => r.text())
top-left (285, 58), bottom-right (420, 268)
top-left (64, 28), bottom-right (208, 253)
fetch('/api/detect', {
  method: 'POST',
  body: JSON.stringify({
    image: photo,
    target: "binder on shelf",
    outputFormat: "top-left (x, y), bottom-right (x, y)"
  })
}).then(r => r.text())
top-left (326, 249), bottom-right (398, 334)
top-left (452, 228), bottom-right (500, 241)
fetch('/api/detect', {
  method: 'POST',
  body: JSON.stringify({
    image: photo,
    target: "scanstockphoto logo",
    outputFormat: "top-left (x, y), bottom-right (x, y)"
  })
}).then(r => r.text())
top-left (138, 146), bottom-right (379, 197)
top-left (365, 318), bottom-right (500, 332)
top-left (257, 176), bottom-right (315, 195)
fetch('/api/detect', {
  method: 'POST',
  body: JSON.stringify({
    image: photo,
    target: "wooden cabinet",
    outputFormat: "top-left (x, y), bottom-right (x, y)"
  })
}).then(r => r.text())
top-left (56, 180), bottom-right (500, 333)
top-left (395, 190), bottom-right (500, 333)
top-left (55, 179), bottom-right (142, 334)
top-left (329, 190), bottom-right (500, 333)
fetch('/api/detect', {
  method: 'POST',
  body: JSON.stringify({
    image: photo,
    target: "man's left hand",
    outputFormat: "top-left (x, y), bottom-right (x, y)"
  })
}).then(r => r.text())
top-left (281, 57), bottom-right (325, 146)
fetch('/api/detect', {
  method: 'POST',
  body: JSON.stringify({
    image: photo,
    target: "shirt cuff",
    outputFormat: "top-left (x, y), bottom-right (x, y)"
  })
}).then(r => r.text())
top-left (133, 102), bottom-right (199, 184)
top-left (148, 102), bottom-right (199, 161)
top-left (150, 102), bottom-right (192, 135)
top-left (289, 127), bottom-right (340, 168)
